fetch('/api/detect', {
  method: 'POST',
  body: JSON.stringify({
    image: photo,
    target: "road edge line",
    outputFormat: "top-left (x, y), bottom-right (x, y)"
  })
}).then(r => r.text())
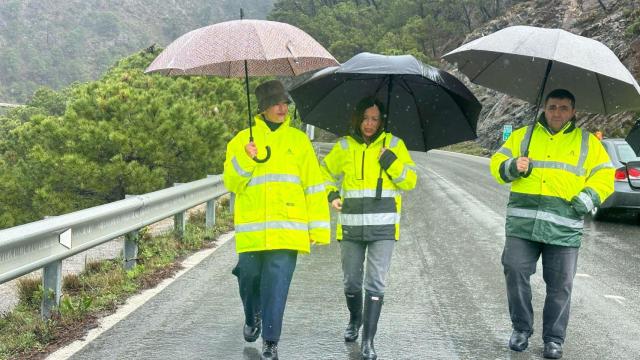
top-left (46, 231), bottom-right (235, 360)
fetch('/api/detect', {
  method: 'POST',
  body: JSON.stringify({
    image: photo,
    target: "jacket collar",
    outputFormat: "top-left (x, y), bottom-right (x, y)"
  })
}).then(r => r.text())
top-left (350, 130), bottom-right (387, 146)
top-left (350, 126), bottom-right (386, 145)
top-left (254, 113), bottom-right (291, 131)
top-left (537, 113), bottom-right (576, 135)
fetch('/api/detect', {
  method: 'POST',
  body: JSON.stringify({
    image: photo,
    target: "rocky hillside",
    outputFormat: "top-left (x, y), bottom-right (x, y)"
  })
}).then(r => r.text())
top-left (0, 0), bottom-right (273, 103)
top-left (445, 0), bottom-right (640, 151)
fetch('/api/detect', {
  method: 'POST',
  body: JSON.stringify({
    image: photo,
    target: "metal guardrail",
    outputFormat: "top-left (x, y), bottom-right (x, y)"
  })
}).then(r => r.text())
top-left (0, 102), bottom-right (24, 108)
top-left (0, 175), bottom-right (229, 316)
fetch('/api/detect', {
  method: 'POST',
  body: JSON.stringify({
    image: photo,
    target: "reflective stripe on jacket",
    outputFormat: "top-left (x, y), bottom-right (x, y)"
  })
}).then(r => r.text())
top-left (322, 132), bottom-right (417, 241)
top-left (490, 117), bottom-right (614, 247)
top-left (223, 115), bottom-right (330, 253)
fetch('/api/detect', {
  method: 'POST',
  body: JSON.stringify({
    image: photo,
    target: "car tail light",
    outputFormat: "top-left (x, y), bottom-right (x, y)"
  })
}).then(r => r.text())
top-left (616, 167), bottom-right (640, 181)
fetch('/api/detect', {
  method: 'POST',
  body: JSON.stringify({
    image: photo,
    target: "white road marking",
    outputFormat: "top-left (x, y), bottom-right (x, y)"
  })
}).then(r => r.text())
top-left (46, 232), bottom-right (234, 360)
top-left (604, 295), bottom-right (626, 305)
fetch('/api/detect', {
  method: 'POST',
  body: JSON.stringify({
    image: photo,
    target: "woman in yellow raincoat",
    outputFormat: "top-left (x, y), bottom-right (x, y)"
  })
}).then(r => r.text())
top-left (321, 97), bottom-right (417, 360)
top-left (223, 80), bottom-right (330, 360)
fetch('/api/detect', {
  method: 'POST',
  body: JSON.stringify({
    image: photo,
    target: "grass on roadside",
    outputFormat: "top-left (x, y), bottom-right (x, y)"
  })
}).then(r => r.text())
top-left (0, 199), bottom-right (233, 360)
top-left (439, 140), bottom-right (492, 157)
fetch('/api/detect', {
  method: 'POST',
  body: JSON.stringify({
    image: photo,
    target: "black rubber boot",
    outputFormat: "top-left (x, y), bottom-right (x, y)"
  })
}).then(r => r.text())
top-left (361, 293), bottom-right (383, 360)
top-left (344, 292), bottom-right (363, 342)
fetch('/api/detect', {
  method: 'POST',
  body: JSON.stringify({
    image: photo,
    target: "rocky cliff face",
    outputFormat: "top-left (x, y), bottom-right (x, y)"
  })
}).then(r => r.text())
top-left (444, 0), bottom-right (640, 151)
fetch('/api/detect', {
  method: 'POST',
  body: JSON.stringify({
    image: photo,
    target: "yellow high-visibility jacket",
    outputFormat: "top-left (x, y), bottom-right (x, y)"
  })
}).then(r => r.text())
top-left (490, 116), bottom-right (614, 247)
top-left (321, 132), bottom-right (417, 241)
top-left (223, 115), bottom-right (330, 253)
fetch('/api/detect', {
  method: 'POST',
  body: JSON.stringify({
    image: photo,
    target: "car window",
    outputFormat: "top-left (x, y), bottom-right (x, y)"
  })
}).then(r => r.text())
top-left (615, 142), bottom-right (640, 162)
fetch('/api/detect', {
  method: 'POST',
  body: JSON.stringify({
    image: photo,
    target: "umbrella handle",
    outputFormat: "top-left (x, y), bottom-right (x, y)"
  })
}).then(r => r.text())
top-left (253, 146), bottom-right (271, 163)
top-left (375, 136), bottom-right (387, 199)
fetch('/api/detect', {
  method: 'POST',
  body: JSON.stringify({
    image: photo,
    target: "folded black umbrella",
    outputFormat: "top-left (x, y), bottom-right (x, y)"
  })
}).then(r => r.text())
top-left (289, 52), bottom-right (481, 152)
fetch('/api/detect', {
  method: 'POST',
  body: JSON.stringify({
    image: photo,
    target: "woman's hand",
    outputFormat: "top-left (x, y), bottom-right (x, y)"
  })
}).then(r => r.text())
top-left (331, 198), bottom-right (343, 211)
top-left (245, 142), bottom-right (257, 158)
top-left (379, 147), bottom-right (387, 158)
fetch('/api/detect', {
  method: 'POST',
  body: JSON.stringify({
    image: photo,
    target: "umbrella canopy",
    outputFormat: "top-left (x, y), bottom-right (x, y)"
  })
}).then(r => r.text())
top-left (290, 52), bottom-right (481, 152)
top-left (145, 19), bottom-right (338, 77)
top-left (442, 25), bottom-right (640, 114)
top-left (145, 17), bottom-right (338, 162)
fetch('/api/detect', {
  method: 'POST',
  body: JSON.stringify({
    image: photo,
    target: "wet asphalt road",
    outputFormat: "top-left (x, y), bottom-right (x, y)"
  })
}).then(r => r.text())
top-left (64, 150), bottom-right (640, 360)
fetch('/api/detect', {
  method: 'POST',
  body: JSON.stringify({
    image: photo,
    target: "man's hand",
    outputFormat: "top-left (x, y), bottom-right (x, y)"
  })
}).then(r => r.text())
top-left (331, 198), bottom-right (342, 211)
top-left (516, 157), bottom-right (530, 173)
top-left (245, 142), bottom-right (257, 158)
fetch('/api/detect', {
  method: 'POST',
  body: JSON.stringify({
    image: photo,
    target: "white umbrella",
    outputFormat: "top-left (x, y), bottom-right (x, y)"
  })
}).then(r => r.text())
top-left (443, 25), bottom-right (640, 115)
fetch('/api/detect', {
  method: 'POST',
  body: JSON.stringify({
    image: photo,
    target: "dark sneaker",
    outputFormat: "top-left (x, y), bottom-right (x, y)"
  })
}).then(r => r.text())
top-left (261, 340), bottom-right (278, 360)
top-left (243, 313), bottom-right (261, 342)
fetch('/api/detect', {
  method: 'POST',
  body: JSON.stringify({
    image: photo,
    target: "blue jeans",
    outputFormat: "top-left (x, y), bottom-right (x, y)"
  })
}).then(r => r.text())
top-left (232, 249), bottom-right (298, 342)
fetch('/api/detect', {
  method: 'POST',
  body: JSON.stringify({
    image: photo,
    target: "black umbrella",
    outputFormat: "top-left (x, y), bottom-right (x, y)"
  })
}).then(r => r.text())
top-left (289, 52), bottom-right (481, 152)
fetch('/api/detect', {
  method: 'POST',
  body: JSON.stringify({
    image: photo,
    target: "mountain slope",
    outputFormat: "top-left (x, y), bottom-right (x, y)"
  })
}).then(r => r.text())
top-left (444, 0), bottom-right (640, 150)
top-left (0, 0), bottom-right (273, 103)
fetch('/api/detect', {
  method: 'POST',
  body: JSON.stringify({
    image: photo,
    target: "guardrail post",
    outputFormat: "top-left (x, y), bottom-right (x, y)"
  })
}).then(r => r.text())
top-left (123, 195), bottom-right (139, 270)
top-left (41, 260), bottom-right (62, 319)
top-left (173, 183), bottom-right (186, 238)
top-left (124, 231), bottom-right (139, 270)
top-left (205, 175), bottom-right (216, 229)
top-left (206, 199), bottom-right (216, 229)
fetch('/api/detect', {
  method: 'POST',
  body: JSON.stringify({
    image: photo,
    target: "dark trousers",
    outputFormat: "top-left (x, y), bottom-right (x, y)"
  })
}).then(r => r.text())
top-left (501, 236), bottom-right (579, 344)
top-left (232, 249), bottom-right (298, 342)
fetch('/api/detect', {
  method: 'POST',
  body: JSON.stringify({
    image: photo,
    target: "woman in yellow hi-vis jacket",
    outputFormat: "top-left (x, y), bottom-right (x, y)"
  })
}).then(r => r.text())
top-left (321, 97), bottom-right (417, 360)
top-left (223, 80), bottom-right (330, 360)
top-left (490, 89), bottom-right (613, 359)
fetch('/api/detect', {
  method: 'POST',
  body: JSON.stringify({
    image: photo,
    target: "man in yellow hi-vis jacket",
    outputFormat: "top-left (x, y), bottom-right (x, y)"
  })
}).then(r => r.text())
top-left (223, 80), bottom-right (330, 360)
top-left (490, 89), bottom-right (614, 359)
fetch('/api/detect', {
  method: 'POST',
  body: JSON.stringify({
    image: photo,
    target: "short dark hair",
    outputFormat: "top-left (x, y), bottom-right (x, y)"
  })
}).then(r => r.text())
top-left (350, 97), bottom-right (386, 133)
top-left (545, 89), bottom-right (575, 108)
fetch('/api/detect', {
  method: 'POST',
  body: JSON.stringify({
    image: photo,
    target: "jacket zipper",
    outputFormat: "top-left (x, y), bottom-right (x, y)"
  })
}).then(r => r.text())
top-left (361, 149), bottom-right (366, 180)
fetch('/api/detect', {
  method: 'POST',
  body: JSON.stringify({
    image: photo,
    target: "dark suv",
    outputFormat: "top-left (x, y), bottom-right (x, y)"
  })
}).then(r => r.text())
top-left (591, 138), bottom-right (640, 220)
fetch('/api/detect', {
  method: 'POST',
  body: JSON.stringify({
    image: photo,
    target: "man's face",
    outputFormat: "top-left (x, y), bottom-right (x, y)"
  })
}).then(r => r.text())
top-left (544, 97), bottom-right (575, 132)
top-left (263, 102), bottom-right (288, 123)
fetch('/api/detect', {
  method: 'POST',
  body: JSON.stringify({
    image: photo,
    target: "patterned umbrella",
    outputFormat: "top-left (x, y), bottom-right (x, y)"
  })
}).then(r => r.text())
top-left (145, 13), bottom-right (338, 162)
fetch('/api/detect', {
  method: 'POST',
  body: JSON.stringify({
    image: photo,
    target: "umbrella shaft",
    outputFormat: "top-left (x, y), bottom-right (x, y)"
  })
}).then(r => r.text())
top-left (524, 60), bottom-right (553, 157)
top-left (244, 60), bottom-right (253, 139)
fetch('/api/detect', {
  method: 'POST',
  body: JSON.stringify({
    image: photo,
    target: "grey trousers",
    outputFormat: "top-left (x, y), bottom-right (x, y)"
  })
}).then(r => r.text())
top-left (340, 239), bottom-right (395, 296)
top-left (501, 236), bottom-right (579, 344)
